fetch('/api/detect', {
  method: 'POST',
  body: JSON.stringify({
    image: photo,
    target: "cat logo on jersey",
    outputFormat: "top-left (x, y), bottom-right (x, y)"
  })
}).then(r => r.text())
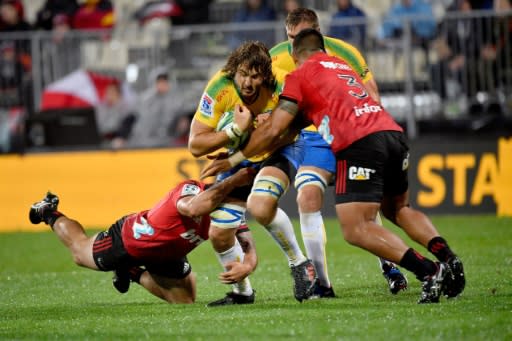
top-left (181, 184), bottom-right (201, 197)
top-left (199, 93), bottom-right (214, 118)
top-left (348, 166), bottom-right (375, 180)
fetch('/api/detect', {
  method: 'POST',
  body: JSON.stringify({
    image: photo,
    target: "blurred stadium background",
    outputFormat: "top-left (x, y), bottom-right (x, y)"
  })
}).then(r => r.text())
top-left (0, 0), bottom-right (511, 231)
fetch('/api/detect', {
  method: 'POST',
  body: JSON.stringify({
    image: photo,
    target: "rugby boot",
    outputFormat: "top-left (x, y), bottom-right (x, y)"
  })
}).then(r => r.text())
top-left (383, 266), bottom-right (408, 294)
top-left (290, 259), bottom-right (318, 302)
top-left (29, 191), bottom-right (59, 224)
top-left (207, 291), bottom-right (255, 307)
top-left (444, 256), bottom-right (465, 298)
top-left (310, 282), bottom-right (336, 299)
top-left (418, 262), bottom-right (449, 304)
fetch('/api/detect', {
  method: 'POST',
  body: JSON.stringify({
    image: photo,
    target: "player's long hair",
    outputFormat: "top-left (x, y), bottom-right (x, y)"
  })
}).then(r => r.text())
top-left (285, 8), bottom-right (320, 30)
top-left (222, 41), bottom-right (276, 90)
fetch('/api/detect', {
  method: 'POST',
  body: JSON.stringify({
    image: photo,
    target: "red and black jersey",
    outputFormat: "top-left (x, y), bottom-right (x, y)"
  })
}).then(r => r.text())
top-left (280, 53), bottom-right (402, 153)
top-left (121, 180), bottom-right (210, 261)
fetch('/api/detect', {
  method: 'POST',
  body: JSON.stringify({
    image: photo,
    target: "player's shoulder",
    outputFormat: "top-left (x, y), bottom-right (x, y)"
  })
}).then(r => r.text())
top-left (324, 36), bottom-right (364, 58)
top-left (204, 70), bottom-right (233, 95)
top-left (269, 40), bottom-right (290, 56)
top-left (273, 66), bottom-right (288, 83)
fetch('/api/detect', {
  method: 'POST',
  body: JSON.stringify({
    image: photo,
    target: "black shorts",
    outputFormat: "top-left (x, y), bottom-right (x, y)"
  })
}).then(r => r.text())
top-left (334, 131), bottom-right (409, 204)
top-left (261, 150), bottom-right (298, 182)
top-left (92, 216), bottom-right (192, 279)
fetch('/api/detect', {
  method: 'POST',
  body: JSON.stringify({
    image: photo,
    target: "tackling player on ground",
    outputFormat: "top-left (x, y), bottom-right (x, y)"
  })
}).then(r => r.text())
top-left (28, 168), bottom-right (257, 304)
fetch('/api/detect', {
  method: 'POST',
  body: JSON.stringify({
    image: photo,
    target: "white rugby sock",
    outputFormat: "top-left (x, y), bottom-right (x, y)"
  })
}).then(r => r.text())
top-left (300, 211), bottom-right (330, 288)
top-left (216, 238), bottom-right (253, 296)
top-left (264, 207), bottom-right (306, 267)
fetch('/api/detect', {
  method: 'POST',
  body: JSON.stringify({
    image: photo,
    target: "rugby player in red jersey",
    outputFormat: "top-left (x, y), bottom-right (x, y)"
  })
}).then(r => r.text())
top-left (28, 168), bottom-right (257, 304)
top-left (202, 29), bottom-right (465, 304)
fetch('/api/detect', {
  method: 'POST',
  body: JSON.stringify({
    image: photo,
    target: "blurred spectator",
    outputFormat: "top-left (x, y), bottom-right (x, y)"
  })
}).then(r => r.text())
top-left (0, 41), bottom-right (29, 108)
top-left (279, 0), bottom-right (301, 18)
top-left (95, 82), bottom-right (137, 149)
top-left (328, 0), bottom-right (367, 47)
top-left (0, 0), bottom-right (26, 31)
top-left (229, 0), bottom-right (277, 49)
top-left (484, 0), bottom-right (512, 91)
top-left (39, 14), bottom-right (81, 84)
top-left (128, 69), bottom-right (189, 148)
top-left (378, 0), bottom-right (436, 43)
top-left (132, 0), bottom-right (183, 26)
top-left (35, 0), bottom-right (79, 30)
top-left (72, 0), bottom-right (115, 30)
top-left (429, 0), bottom-right (495, 100)
top-left (0, 1), bottom-right (32, 110)
top-left (478, 0), bottom-right (495, 9)
top-left (175, 0), bottom-right (213, 25)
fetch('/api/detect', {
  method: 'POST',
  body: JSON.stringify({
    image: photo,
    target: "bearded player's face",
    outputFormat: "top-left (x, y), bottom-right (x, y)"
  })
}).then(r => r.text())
top-left (234, 63), bottom-right (264, 100)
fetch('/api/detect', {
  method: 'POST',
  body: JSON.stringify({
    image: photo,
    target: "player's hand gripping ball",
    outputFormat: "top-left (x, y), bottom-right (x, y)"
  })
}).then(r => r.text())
top-left (216, 111), bottom-right (250, 150)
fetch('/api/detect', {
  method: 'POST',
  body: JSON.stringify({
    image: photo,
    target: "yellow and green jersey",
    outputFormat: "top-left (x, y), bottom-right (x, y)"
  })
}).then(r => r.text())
top-left (193, 68), bottom-right (286, 162)
top-left (270, 36), bottom-right (373, 132)
top-left (270, 36), bottom-right (372, 81)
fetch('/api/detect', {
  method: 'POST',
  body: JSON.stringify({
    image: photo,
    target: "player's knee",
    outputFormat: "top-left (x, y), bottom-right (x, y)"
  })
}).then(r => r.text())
top-left (382, 202), bottom-right (408, 225)
top-left (209, 227), bottom-right (236, 252)
top-left (247, 174), bottom-right (287, 225)
top-left (247, 197), bottom-right (276, 226)
top-left (70, 250), bottom-right (87, 267)
top-left (166, 296), bottom-right (195, 304)
top-left (295, 170), bottom-right (327, 212)
top-left (162, 294), bottom-right (195, 304)
top-left (296, 186), bottom-right (323, 212)
top-left (340, 224), bottom-right (365, 246)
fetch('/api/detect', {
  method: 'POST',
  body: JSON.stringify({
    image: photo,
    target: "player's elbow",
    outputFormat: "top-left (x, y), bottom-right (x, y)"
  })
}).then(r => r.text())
top-left (188, 139), bottom-right (205, 158)
top-left (185, 200), bottom-right (213, 217)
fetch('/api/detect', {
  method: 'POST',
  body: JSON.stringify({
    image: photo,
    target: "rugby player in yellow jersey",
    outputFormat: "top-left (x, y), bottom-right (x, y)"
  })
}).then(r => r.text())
top-left (189, 41), bottom-right (317, 306)
top-left (269, 8), bottom-right (407, 297)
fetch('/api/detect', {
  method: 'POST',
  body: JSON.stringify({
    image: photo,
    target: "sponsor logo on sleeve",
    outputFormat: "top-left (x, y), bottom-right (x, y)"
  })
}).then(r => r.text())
top-left (181, 184), bottom-right (201, 196)
top-left (199, 93), bottom-right (214, 118)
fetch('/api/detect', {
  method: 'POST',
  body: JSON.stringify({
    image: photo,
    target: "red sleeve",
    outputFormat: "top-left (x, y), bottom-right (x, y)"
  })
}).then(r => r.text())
top-left (279, 72), bottom-right (302, 105)
top-left (148, 180), bottom-right (205, 220)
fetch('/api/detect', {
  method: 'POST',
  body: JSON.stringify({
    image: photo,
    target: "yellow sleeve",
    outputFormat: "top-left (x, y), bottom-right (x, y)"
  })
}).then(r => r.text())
top-left (193, 71), bottom-right (233, 129)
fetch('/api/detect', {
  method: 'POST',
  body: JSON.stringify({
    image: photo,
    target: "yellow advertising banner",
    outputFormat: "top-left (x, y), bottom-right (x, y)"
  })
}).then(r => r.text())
top-left (497, 137), bottom-right (512, 216)
top-left (0, 148), bottom-right (208, 232)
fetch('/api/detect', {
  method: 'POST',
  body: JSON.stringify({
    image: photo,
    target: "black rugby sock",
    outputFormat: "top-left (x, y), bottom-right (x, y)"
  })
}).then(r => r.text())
top-left (427, 236), bottom-right (456, 262)
top-left (399, 248), bottom-right (437, 280)
top-left (45, 210), bottom-right (64, 228)
top-left (129, 267), bottom-right (145, 284)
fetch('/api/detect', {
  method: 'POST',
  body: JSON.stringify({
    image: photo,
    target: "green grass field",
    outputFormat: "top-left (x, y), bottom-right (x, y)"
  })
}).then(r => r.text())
top-left (1, 215), bottom-right (511, 340)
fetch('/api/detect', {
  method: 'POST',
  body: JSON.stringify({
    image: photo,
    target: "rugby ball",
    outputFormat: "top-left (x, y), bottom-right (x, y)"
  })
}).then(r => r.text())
top-left (216, 111), bottom-right (249, 150)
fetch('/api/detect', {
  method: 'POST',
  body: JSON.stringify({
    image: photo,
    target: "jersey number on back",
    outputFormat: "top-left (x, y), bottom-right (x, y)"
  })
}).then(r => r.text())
top-left (337, 75), bottom-right (368, 99)
top-left (133, 216), bottom-right (154, 239)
